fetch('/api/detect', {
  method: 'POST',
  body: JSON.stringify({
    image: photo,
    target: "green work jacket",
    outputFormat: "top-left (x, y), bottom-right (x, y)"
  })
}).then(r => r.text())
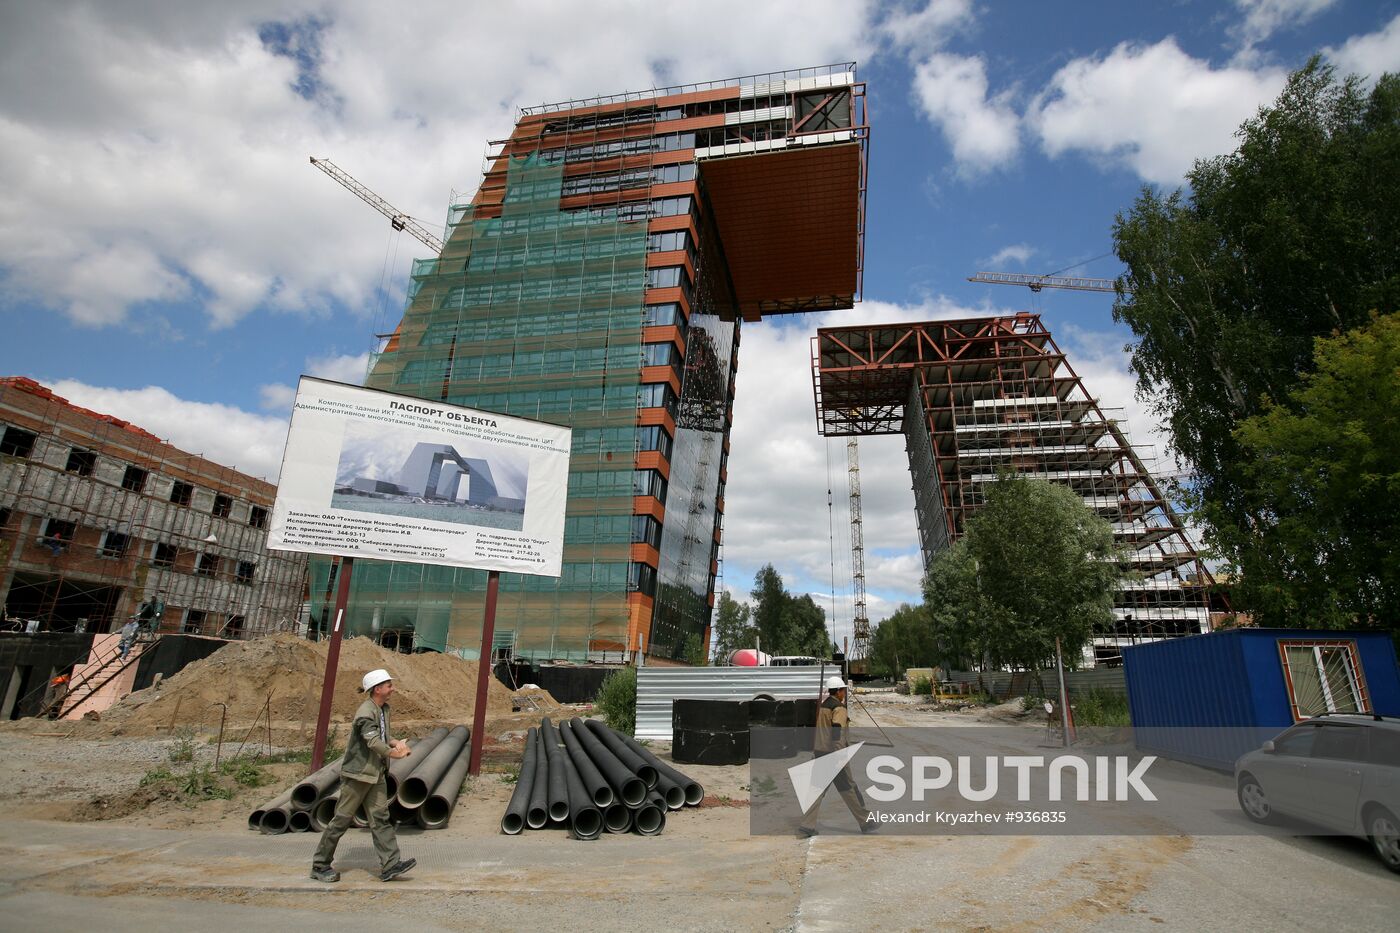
top-left (340, 698), bottom-right (393, 783)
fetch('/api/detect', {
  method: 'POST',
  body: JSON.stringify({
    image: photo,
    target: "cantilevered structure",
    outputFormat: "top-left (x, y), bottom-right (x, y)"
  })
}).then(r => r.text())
top-left (811, 314), bottom-right (1213, 664)
top-left (319, 65), bottom-right (868, 662)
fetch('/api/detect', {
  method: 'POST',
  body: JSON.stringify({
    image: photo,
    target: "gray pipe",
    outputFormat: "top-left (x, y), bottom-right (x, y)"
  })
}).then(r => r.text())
top-left (353, 803), bottom-right (369, 828)
top-left (310, 790), bottom-right (338, 831)
top-left (291, 760), bottom-right (342, 810)
top-left (539, 718), bottom-right (570, 823)
top-left (501, 726), bottom-right (539, 835)
top-left (633, 789), bottom-right (666, 836)
top-left (602, 801), bottom-right (633, 834)
top-left (387, 729), bottom-right (445, 800)
top-left (560, 720), bottom-right (615, 808)
top-left (571, 717), bottom-right (645, 807)
top-left (421, 742), bottom-right (472, 829)
top-left (289, 809), bottom-right (313, 832)
top-left (397, 725), bottom-right (470, 807)
top-left (618, 730), bottom-right (704, 806)
top-left (389, 799), bottom-right (417, 825)
top-left (526, 727), bottom-right (549, 829)
top-left (582, 718), bottom-right (658, 788)
top-left (255, 786), bottom-right (296, 834)
top-left (560, 746), bottom-right (602, 840)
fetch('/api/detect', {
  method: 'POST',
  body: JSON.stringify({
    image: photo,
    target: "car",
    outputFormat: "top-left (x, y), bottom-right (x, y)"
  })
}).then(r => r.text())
top-left (1235, 713), bottom-right (1400, 874)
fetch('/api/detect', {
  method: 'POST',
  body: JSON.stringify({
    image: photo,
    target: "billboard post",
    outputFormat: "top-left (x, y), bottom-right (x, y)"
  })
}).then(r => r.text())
top-left (467, 569), bottom-right (500, 775)
top-left (311, 555), bottom-right (355, 771)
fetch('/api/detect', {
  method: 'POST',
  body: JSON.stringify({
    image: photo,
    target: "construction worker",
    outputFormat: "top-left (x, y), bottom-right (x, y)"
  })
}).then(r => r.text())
top-left (117, 618), bottom-right (138, 660)
top-left (799, 675), bottom-right (874, 837)
top-left (310, 669), bottom-right (416, 883)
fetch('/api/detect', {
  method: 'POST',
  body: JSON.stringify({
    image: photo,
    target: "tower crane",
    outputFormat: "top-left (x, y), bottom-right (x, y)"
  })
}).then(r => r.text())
top-left (309, 157), bottom-right (444, 255)
top-left (968, 271), bottom-right (1116, 293)
top-left (846, 435), bottom-right (871, 669)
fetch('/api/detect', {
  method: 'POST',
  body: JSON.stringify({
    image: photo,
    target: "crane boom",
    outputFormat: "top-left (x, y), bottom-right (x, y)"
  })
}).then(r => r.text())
top-left (968, 271), bottom-right (1116, 293)
top-left (310, 157), bottom-right (444, 254)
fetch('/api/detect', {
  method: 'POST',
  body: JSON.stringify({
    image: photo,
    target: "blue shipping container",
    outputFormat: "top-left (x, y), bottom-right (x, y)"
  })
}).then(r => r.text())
top-left (1122, 628), bottom-right (1400, 770)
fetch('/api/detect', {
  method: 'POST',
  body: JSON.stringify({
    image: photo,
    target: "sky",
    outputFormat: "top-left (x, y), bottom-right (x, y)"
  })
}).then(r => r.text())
top-left (2, 1), bottom-right (1397, 652)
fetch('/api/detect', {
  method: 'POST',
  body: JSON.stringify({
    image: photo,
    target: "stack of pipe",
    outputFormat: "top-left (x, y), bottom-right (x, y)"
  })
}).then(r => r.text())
top-left (501, 717), bottom-right (703, 840)
top-left (250, 724), bottom-right (473, 835)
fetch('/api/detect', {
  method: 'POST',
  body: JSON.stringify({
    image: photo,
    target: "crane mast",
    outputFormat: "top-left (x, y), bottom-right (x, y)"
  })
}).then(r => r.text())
top-left (847, 436), bottom-right (870, 662)
top-left (968, 271), bottom-right (1115, 293)
top-left (309, 157), bottom-right (445, 254)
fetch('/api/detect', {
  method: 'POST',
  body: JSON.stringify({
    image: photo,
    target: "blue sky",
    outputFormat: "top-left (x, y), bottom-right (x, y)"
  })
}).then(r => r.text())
top-left (2, 1), bottom-right (1397, 649)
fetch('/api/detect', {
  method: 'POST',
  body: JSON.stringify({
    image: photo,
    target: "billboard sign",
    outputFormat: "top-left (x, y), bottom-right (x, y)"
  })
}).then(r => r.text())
top-left (268, 377), bottom-right (571, 576)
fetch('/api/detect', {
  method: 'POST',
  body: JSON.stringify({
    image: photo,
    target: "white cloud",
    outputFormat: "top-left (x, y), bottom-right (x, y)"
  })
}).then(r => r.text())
top-left (1231, 0), bottom-right (1340, 52)
top-left (981, 243), bottom-right (1035, 268)
top-left (912, 52), bottom-right (1021, 175)
top-left (259, 350), bottom-right (370, 410)
top-left (1325, 14), bottom-right (1400, 83)
top-left (1027, 39), bottom-right (1288, 187)
top-left (880, 0), bottom-right (975, 52)
top-left (0, 1), bottom-right (877, 330)
top-left (45, 380), bottom-right (290, 482)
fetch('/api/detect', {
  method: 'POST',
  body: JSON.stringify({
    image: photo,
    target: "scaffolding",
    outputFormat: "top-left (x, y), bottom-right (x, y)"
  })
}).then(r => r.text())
top-left (321, 66), bottom-right (866, 662)
top-left (0, 378), bottom-right (307, 640)
top-left (811, 314), bottom-right (1215, 665)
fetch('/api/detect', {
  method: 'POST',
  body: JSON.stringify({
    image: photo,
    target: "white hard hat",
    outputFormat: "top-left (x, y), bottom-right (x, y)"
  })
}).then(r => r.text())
top-left (826, 675), bottom-right (847, 691)
top-left (361, 669), bottom-right (393, 692)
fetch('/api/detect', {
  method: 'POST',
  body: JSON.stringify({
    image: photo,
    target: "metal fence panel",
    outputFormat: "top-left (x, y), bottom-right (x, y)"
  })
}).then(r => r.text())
top-left (635, 666), bottom-right (828, 739)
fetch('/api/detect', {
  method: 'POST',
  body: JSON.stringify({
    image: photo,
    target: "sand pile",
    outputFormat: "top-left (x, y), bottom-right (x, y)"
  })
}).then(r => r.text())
top-left (97, 633), bottom-right (519, 735)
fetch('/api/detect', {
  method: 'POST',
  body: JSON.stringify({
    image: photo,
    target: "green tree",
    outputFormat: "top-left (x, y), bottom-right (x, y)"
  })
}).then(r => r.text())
top-left (923, 475), bottom-right (1121, 687)
top-left (710, 590), bottom-right (757, 660)
top-left (1224, 313), bottom-right (1400, 631)
top-left (751, 564), bottom-right (794, 654)
top-left (1112, 61), bottom-right (1400, 608)
top-left (781, 593), bottom-right (832, 659)
top-left (868, 603), bottom-right (939, 679)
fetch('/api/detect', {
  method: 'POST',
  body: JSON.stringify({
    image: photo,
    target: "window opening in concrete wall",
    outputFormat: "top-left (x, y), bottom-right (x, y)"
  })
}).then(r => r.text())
top-left (212, 494), bottom-right (232, 518)
top-left (98, 531), bottom-right (129, 558)
top-left (183, 608), bottom-right (206, 634)
top-left (1, 426), bottom-right (36, 458)
top-left (248, 505), bottom-right (268, 529)
top-left (169, 481), bottom-right (193, 506)
top-left (121, 465), bottom-right (148, 492)
top-left (65, 448), bottom-right (96, 476)
top-left (236, 560), bottom-right (256, 584)
top-left (40, 518), bottom-right (75, 553)
top-left (152, 542), bottom-right (177, 567)
top-left (196, 553), bottom-right (219, 577)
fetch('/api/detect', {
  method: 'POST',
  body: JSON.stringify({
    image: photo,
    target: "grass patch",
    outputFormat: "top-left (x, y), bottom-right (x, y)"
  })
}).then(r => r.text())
top-left (1073, 688), bottom-right (1130, 727)
top-left (168, 727), bottom-right (196, 764)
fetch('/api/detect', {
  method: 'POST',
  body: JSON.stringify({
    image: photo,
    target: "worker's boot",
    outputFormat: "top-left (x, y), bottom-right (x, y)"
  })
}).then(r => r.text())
top-left (380, 857), bottom-right (416, 881)
top-left (310, 865), bottom-right (340, 883)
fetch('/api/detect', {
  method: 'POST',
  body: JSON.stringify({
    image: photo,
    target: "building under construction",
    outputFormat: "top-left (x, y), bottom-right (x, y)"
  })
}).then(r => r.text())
top-left (318, 64), bottom-right (868, 662)
top-left (0, 377), bottom-right (308, 638)
top-left (812, 314), bottom-right (1215, 664)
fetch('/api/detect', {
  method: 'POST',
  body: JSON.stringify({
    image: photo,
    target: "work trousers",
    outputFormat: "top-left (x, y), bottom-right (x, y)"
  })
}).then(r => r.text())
top-left (799, 767), bottom-right (869, 832)
top-left (312, 774), bottom-right (401, 871)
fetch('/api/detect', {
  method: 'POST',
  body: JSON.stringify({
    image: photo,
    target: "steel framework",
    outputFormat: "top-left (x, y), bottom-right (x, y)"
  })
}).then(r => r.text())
top-left (811, 313), bottom-right (1213, 664)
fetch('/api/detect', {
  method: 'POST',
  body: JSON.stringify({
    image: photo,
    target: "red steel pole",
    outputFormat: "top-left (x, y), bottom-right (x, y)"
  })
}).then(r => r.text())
top-left (311, 555), bottom-right (355, 772)
top-left (467, 569), bottom-right (500, 775)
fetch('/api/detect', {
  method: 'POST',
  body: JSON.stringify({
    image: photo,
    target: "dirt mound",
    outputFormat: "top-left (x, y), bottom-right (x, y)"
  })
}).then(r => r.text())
top-left (96, 633), bottom-right (516, 735)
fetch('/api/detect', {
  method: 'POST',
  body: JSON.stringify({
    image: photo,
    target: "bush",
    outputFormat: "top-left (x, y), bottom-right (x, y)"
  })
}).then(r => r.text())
top-left (1022, 695), bottom-right (1050, 713)
top-left (168, 727), bottom-right (196, 764)
top-left (911, 677), bottom-right (933, 696)
top-left (220, 759), bottom-right (270, 787)
top-left (1074, 688), bottom-right (1130, 727)
top-left (595, 665), bottom-right (637, 735)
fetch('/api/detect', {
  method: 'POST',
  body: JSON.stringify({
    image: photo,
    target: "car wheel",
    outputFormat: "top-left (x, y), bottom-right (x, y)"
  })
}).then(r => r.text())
top-left (1366, 806), bottom-right (1400, 874)
top-left (1237, 774), bottom-right (1274, 823)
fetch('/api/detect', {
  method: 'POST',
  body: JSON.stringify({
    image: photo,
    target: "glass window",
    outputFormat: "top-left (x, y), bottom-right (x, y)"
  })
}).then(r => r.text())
top-left (0, 426), bottom-right (37, 458)
top-left (1282, 641), bottom-right (1367, 719)
top-left (170, 481), bottom-right (193, 506)
top-left (1371, 729), bottom-right (1400, 767)
top-left (1311, 725), bottom-right (1368, 762)
top-left (1272, 725), bottom-right (1316, 757)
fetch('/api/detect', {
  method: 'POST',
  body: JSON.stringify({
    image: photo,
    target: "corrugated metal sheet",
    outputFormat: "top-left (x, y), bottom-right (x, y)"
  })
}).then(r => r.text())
top-left (1123, 628), bottom-right (1400, 770)
top-left (635, 666), bottom-right (827, 740)
top-left (944, 668), bottom-right (1126, 699)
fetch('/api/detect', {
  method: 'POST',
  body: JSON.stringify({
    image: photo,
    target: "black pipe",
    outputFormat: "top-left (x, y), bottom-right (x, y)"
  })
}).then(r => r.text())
top-left (526, 726), bottom-right (549, 829)
top-left (650, 769), bottom-right (687, 810)
top-left (421, 742), bottom-right (472, 829)
top-left (581, 718), bottom-right (658, 788)
top-left (538, 718), bottom-right (570, 823)
top-left (291, 760), bottom-right (342, 810)
top-left (572, 717), bottom-right (646, 807)
top-left (617, 730), bottom-right (704, 806)
top-left (389, 799), bottom-right (417, 825)
top-left (560, 744), bottom-right (602, 840)
top-left (560, 720), bottom-right (615, 808)
top-left (602, 801), bottom-right (633, 834)
top-left (397, 724), bottom-right (470, 807)
top-left (387, 728), bottom-right (446, 801)
top-left (633, 789), bottom-right (666, 836)
top-left (289, 809), bottom-right (313, 832)
top-left (501, 725), bottom-right (539, 835)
